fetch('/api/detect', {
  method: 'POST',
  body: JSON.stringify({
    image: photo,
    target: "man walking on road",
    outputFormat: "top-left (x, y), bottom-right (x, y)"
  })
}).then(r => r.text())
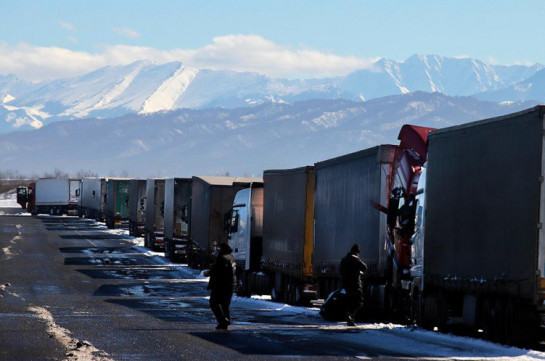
top-left (207, 242), bottom-right (237, 330)
top-left (340, 244), bottom-right (367, 326)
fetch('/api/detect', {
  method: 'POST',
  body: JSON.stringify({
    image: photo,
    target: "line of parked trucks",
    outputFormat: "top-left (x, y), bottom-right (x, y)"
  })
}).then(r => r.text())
top-left (14, 106), bottom-right (545, 346)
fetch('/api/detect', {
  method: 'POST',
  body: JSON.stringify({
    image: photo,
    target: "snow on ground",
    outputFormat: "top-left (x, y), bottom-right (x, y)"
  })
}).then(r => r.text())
top-left (0, 190), bottom-right (20, 207)
top-left (0, 190), bottom-right (27, 215)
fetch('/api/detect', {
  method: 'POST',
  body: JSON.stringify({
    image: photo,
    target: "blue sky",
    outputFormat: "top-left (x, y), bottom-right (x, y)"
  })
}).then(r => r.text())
top-left (1, 0), bottom-right (543, 81)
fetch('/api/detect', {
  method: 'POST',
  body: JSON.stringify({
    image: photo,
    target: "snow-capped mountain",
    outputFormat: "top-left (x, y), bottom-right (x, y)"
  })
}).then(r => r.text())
top-left (475, 67), bottom-right (545, 103)
top-left (0, 92), bottom-right (538, 178)
top-left (0, 55), bottom-right (543, 134)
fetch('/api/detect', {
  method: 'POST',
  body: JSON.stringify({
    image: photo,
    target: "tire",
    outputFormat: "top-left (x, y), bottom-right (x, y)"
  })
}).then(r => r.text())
top-left (144, 232), bottom-right (150, 248)
top-left (271, 273), bottom-right (283, 302)
top-left (164, 238), bottom-right (173, 260)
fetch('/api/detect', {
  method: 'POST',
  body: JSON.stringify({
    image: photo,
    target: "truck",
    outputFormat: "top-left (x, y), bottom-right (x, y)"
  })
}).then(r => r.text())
top-left (128, 179), bottom-right (147, 237)
top-left (261, 167), bottom-right (316, 304)
top-left (187, 176), bottom-right (261, 269)
top-left (163, 178), bottom-right (192, 262)
top-left (412, 106), bottom-right (545, 345)
top-left (104, 178), bottom-right (130, 229)
top-left (313, 146), bottom-right (396, 304)
top-left (79, 177), bottom-right (106, 221)
top-left (226, 181), bottom-right (266, 297)
top-left (144, 179), bottom-right (165, 250)
top-left (26, 178), bottom-right (81, 215)
top-left (313, 125), bottom-right (434, 318)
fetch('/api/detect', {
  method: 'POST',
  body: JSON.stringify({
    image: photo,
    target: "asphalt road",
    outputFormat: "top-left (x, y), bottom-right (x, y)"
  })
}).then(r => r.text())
top-left (1, 210), bottom-right (543, 361)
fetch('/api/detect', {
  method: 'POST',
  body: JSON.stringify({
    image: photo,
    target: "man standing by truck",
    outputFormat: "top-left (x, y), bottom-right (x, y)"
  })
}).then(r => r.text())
top-left (340, 244), bottom-right (367, 326)
top-left (207, 242), bottom-right (237, 330)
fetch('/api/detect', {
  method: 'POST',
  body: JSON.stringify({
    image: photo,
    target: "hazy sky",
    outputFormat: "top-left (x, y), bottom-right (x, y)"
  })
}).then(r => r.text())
top-left (1, 0), bottom-right (543, 81)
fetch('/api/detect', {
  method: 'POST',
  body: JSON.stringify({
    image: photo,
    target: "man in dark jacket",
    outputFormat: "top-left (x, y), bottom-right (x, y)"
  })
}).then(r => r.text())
top-left (340, 244), bottom-right (367, 326)
top-left (207, 242), bottom-right (237, 330)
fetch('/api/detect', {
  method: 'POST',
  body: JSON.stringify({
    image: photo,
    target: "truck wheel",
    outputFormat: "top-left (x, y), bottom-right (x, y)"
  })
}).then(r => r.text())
top-left (164, 239), bottom-right (172, 259)
top-left (482, 297), bottom-right (498, 342)
top-left (271, 273), bottom-right (283, 302)
top-left (144, 233), bottom-right (150, 248)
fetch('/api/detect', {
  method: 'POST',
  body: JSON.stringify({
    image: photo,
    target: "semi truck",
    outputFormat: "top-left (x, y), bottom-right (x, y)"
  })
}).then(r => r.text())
top-left (79, 177), bottom-right (106, 220)
top-left (412, 105), bottom-right (545, 345)
top-left (104, 178), bottom-right (130, 229)
top-left (26, 178), bottom-right (81, 215)
top-left (313, 146), bottom-right (396, 303)
top-left (313, 124), bottom-right (434, 318)
top-left (187, 176), bottom-right (261, 269)
top-left (128, 179), bottom-right (146, 237)
top-left (226, 181), bottom-right (266, 297)
top-left (163, 178), bottom-right (192, 262)
top-left (144, 179), bottom-right (165, 250)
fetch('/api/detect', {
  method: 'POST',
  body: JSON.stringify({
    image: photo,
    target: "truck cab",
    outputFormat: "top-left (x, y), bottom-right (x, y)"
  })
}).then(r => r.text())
top-left (227, 184), bottom-right (264, 272)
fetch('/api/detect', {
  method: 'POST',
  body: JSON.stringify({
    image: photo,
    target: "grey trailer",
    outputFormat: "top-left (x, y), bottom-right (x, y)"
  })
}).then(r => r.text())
top-left (163, 177), bottom-right (192, 261)
top-left (144, 179), bottom-right (165, 250)
top-left (79, 177), bottom-right (106, 221)
top-left (313, 145), bottom-right (396, 298)
top-left (261, 166), bottom-right (316, 305)
top-left (188, 176), bottom-right (260, 269)
top-left (417, 105), bottom-right (545, 344)
top-left (128, 179), bottom-right (147, 237)
top-left (104, 178), bottom-right (130, 229)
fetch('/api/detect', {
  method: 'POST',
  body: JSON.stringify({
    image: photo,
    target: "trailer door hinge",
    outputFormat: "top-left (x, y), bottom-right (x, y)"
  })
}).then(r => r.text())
top-left (539, 223), bottom-right (543, 230)
top-left (540, 176), bottom-right (545, 183)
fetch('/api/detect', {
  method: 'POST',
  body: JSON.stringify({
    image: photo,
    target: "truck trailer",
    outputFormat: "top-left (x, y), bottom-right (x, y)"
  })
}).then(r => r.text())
top-left (261, 167), bottom-right (316, 305)
top-left (144, 179), bottom-right (165, 250)
top-left (313, 146), bottom-right (396, 303)
top-left (413, 105), bottom-right (545, 345)
top-left (79, 177), bottom-right (106, 221)
top-left (128, 179), bottom-right (146, 237)
top-left (163, 177), bottom-right (192, 262)
top-left (104, 178), bottom-right (130, 229)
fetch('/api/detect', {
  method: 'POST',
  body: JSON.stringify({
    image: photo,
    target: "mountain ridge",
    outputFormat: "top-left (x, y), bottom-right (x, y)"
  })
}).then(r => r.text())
top-left (1, 54), bottom-right (543, 134)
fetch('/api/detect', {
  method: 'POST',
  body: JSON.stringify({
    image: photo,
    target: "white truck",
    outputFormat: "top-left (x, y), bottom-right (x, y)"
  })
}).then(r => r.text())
top-left (27, 178), bottom-right (80, 215)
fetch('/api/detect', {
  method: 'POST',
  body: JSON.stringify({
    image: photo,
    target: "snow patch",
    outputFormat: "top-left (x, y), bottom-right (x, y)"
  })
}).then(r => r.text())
top-left (28, 306), bottom-right (113, 361)
top-left (2, 94), bottom-right (15, 103)
top-left (140, 65), bottom-right (199, 114)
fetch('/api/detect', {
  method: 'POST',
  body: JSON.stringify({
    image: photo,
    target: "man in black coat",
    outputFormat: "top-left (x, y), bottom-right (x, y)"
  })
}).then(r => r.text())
top-left (207, 242), bottom-right (237, 330)
top-left (340, 244), bottom-right (367, 326)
